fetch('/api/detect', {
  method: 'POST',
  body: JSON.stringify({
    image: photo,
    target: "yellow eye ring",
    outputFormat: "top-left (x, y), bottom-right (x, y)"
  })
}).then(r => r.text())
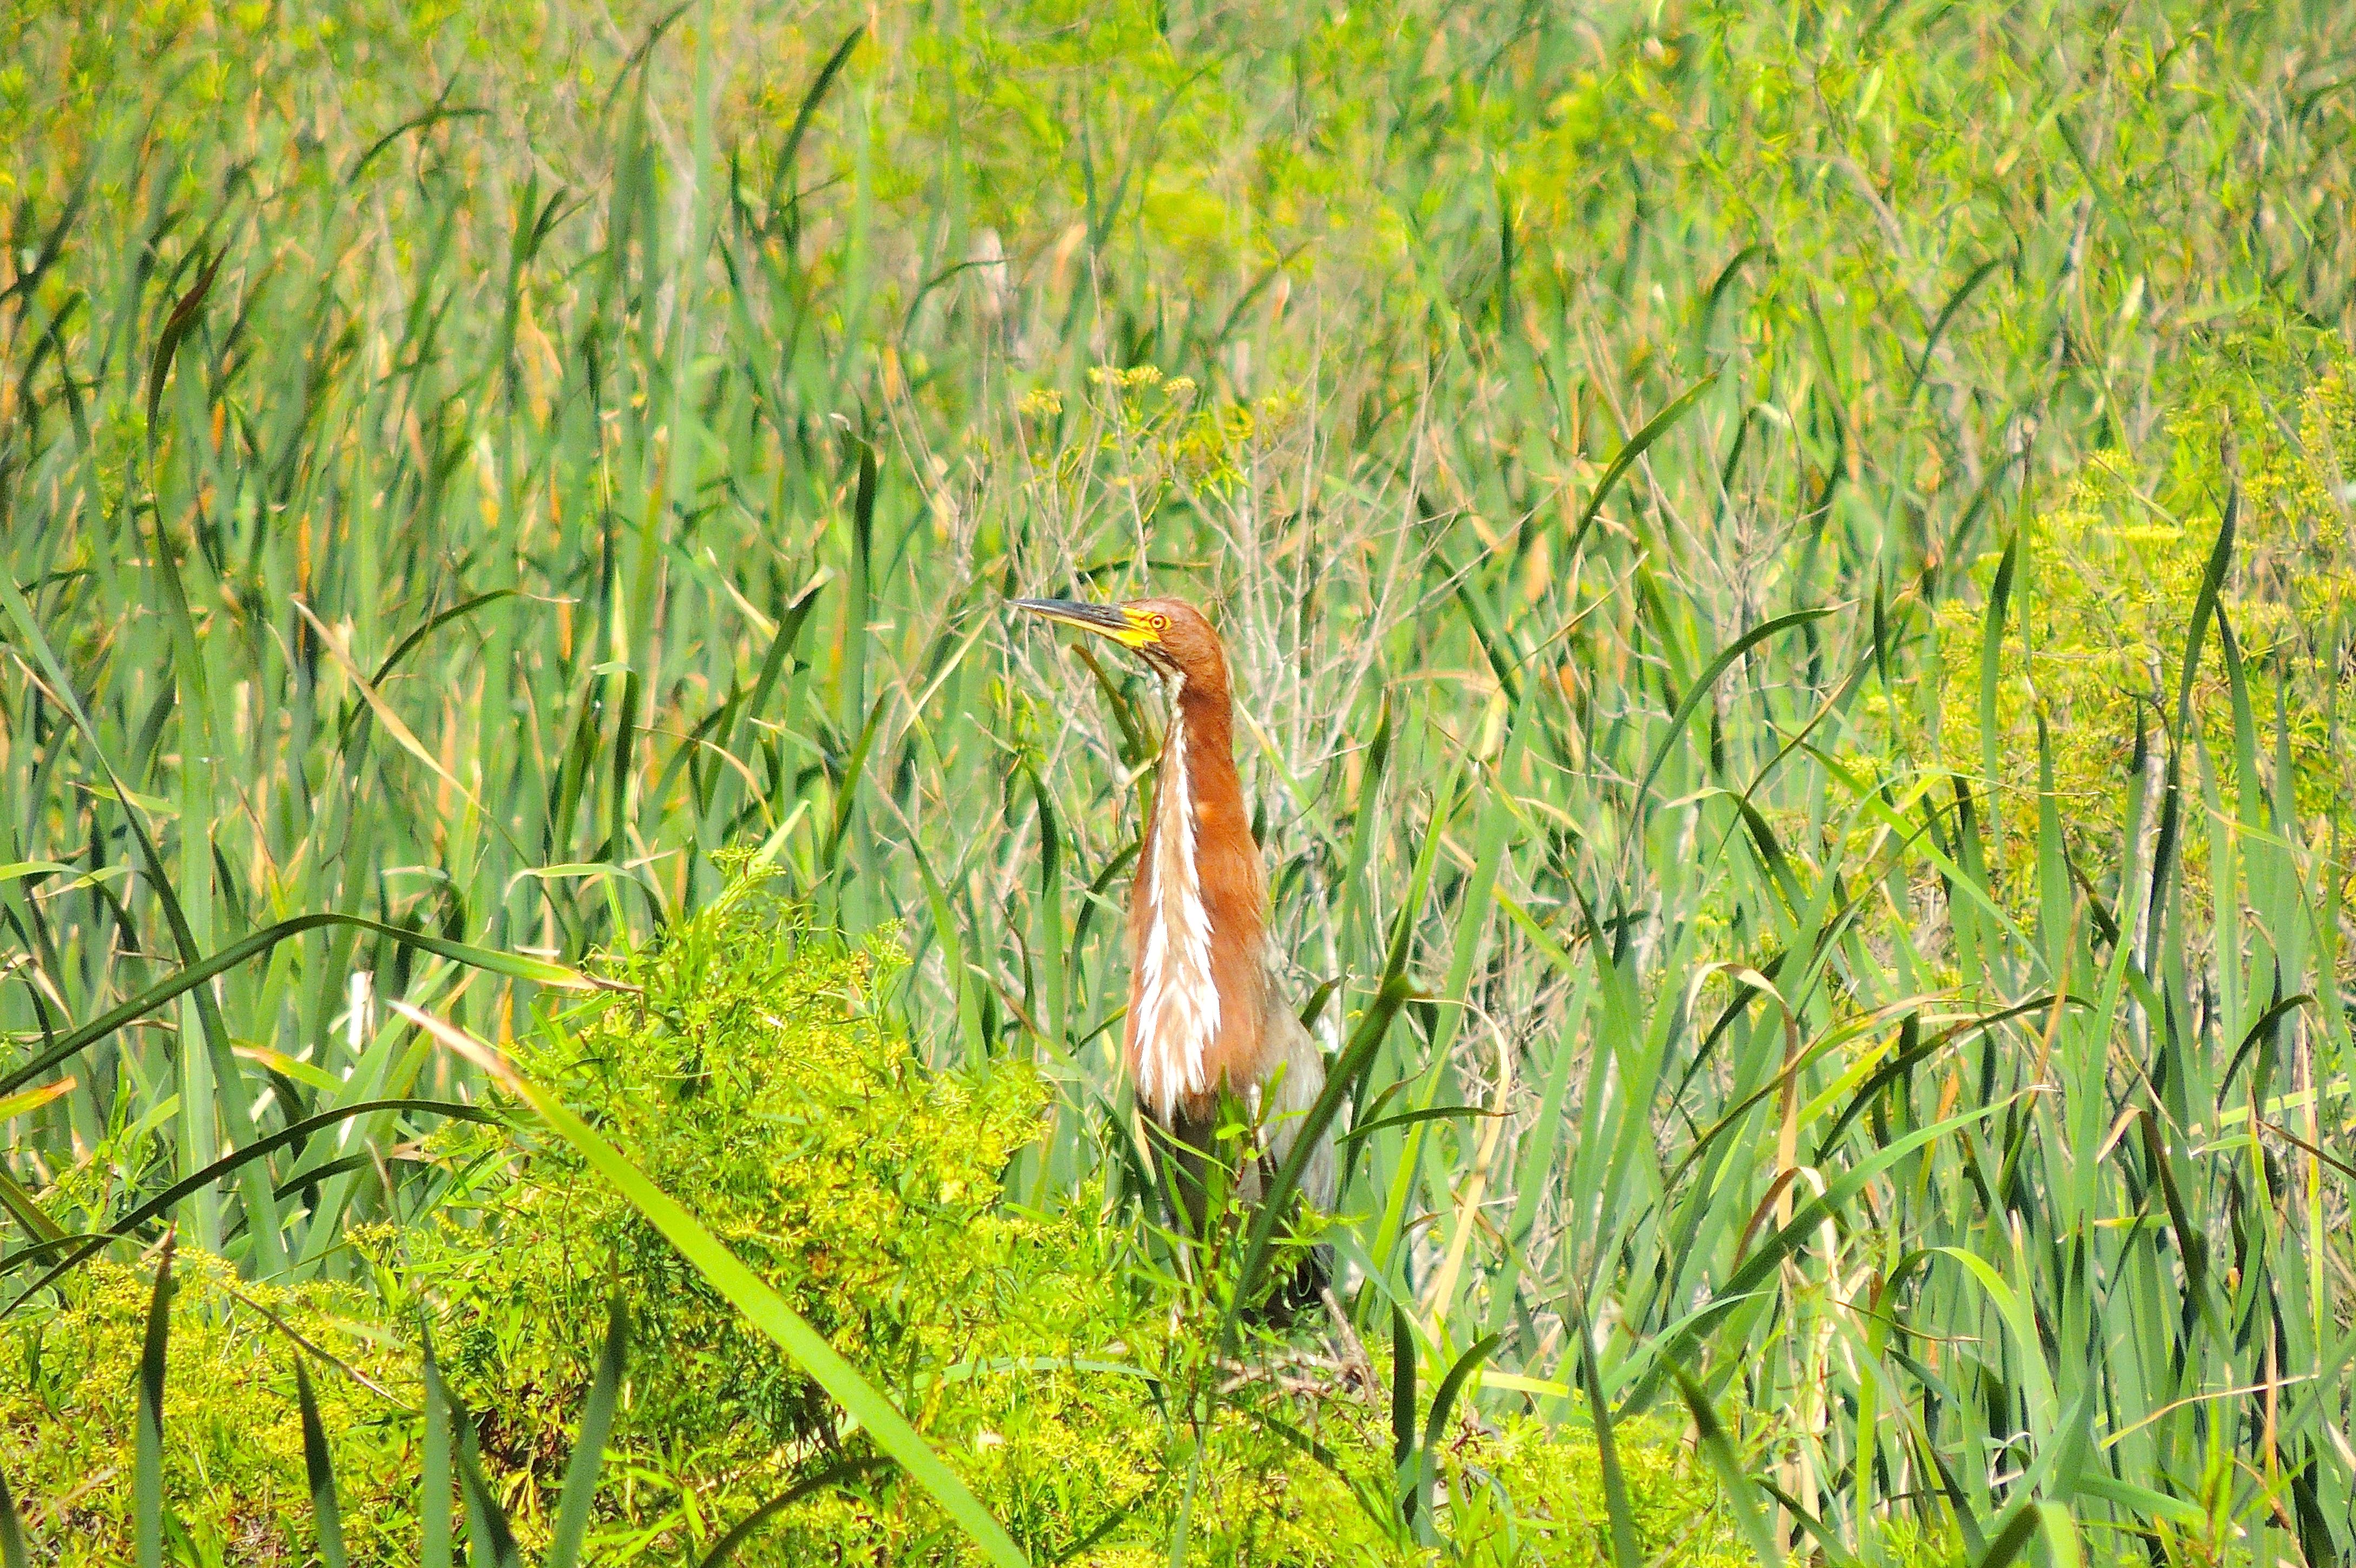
top-left (1149, 612), bottom-right (1169, 631)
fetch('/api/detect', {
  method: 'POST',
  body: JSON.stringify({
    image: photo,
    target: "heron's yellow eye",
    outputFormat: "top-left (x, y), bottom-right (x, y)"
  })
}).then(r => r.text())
top-left (1149, 612), bottom-right (1169, 631)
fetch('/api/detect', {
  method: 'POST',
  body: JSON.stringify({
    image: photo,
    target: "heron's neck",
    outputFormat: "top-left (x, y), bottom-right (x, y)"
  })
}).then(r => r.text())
top-left (1154, 680), bottom-right (1251, 905)
top-left (1130, 674), bottom-right (1259, 1121)
top-left (1161, 680), bottom-right (1241, 818)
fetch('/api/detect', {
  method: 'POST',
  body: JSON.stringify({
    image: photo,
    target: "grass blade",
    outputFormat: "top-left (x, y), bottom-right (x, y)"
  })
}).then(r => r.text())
top-left (293, 1359), bottom-right (348, 1568)
top-left (769, 25), bottom-right (866, 225)
top-left (0, 1159), bottom-right (68, 1249)
top-left (1390, 1305), bottom-right (1418, 1531)
top-left (1671, 1367), bottom-right (1781, 1566)
top-left (1, 563), bottom-right (285, 1269)
top-left (0, 1468), bottom-right (25, 1568)
top-left (1, 1099), bottom-right (497, 1316)
top-left (1420, 1332), bottom-right (1502, 1461)
top-left (2172, 487), bottom-right (2237, 729)
top-left (1567, 1280), bottom-right (1640, 1568)
top-left (135, 1231), bottom-right (175, 1568)
top-left (452, 1398), bottom-right (523, 1568)
top-left (1973, 1502), bottom-right (2044, 1568)
top-left (142, 248), bottom-right (221, 438)
top-left (420, 1329), bottom-right (453, 1568)
top-left (547, 1295), bottom-right (628, 1568)
top-left (1223, 970), bottom-right (1413, 1348)
top-left (1977, 530), bottom-right (2019, 794)
top-left (1631, 609), bottom-right (1834, 813)
top-left (1570, 374), bottom-right (1719, 550)
top-left (1419, 1330), bottom-right (1502, 1543)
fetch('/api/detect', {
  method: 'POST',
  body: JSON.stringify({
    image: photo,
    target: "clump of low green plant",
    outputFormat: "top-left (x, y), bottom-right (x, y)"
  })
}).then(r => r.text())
top-left (1901, 332), bottom-right (2356, 894)
top-left (1438, 1416), bottom-right (1750, 1567)
top-left (381, 864), bottom-right (1081, 1464)
top-left (370, 865), bottom-right (1739, 1563)
top-left (0, 1246), bottom-right (420, 1565)
top-left (3, 868), bottom-right (1743, 1563)
top-left (366, 862), bottom-right (1175, 1559)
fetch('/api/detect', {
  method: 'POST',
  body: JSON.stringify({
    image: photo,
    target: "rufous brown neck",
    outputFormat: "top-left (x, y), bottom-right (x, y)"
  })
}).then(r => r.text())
top-left (1162, 680), bottom-right (1259, 940)
top-left (1125, 671), bottom-right (1275, 1124)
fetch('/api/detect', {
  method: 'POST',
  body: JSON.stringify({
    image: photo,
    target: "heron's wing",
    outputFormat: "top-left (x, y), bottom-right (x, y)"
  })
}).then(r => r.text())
top-left (1257, 984), bottom-right (1336, 1213)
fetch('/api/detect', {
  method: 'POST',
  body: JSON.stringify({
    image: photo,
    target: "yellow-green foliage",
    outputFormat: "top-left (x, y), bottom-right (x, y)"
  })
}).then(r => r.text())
top-left (0, 1249), bottom-right (419, 1565)
top-left (383, 869), bottom-right (1078, 1467)
top-left (368, 868), bottom-right (1741, 1564)
top-left (748, 1385), bottom-right (1752, 1566)
top-left (771, 1369), bottom-right (1387, 1565)
top-left (2, 870), bottom-right (1741, 1563)
top-left (1913, 333), bottom-right (2356, 882)
top-left (1440, 1418), bottom-right (1750, 1568)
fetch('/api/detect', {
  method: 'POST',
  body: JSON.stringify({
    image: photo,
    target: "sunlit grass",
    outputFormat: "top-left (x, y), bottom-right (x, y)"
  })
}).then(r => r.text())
top-left (2, 0), bottom-right (2353, 1560)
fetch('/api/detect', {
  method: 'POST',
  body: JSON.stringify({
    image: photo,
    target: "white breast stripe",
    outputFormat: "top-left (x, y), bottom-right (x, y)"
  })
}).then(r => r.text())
top-left (1134, 681), bottom-right (1219, 1121)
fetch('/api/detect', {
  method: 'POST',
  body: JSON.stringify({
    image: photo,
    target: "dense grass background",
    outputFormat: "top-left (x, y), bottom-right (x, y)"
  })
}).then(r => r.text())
top-left (4, 0), bottom-right (2355, 1559)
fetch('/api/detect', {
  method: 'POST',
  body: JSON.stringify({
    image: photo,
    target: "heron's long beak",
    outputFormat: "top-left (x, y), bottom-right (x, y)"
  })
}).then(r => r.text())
top-left (1009, 597), bottom-right (1159, 649)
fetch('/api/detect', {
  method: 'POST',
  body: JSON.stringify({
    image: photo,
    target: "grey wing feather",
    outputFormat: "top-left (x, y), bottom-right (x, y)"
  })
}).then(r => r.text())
top-left (1257, 982), bottom-right (1337, 1213)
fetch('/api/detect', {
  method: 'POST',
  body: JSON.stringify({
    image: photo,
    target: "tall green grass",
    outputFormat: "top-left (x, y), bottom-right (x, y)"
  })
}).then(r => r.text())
top-left (3, 0), bottom-right (2353, 1558)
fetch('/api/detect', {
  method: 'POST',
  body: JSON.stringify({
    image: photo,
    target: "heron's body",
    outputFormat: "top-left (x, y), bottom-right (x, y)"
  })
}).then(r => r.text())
top-left (1014, 596), bottom-right (1334, 1223)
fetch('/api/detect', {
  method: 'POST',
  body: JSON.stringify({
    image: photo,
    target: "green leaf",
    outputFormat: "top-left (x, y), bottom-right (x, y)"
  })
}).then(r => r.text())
top-left (143, 248), bottom-right (222, 437)
top-left (1978, 529), bottom-right (2019, 794)
top-left (547, 1295), bottom-right (628, 1568)
top-left (0, 1137), bottom-right (69, 1246)
top-left (769, 25), bottom-right (866, 223)
top-left (1567, 1280), bottom-right (1640, 1568)
top-left (1236, 769), bottom-right (1452, 1333)
top-left (1973, 1501), bottom-right (2044, 1568)
top-left (1905, 255), bottom-right (2005, 405)
top-left (2, 1099), bottom-right (495, 1315)
top-left (1670, 1367), bottom-right (1781, 1566)
top-left (447, 1375), bottom-right (523, 1568)
top-left (420, 1330), bottom-right (454, 1568)
top-left (1419, 1330), bottom-right (1502, 1545)
top-left (1337, 1105), bottom-right (1503, 1144)
top-left (1224, 971), bottom-right (1414, 1346)
top-left (1, 559), bottom-right (287, 1271)
top-left (294, 1359), bottom-right (348, 1568)
top-left (2173, 487), bottom-right (2237, 729)
top-left (0, 1468), bottom-right (26, 1568)
top-left (1390, 1305), bottom-right (1418, 1531)
top-left (1571, 374), bottom-right (1719, 551)
top-left (135, 1233), bottom-right (175, 1568)
top-left (1620, 1091), bottom-right (2027, 1408)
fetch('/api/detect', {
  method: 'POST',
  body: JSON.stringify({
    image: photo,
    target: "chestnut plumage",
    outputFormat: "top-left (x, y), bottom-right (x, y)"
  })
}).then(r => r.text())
top-left (1010, 596), bottom-right (1334, 1228)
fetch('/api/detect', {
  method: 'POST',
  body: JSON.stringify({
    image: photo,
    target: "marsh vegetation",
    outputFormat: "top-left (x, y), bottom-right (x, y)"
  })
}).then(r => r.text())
top-left (2, 0), bottom-right (2354, 1561)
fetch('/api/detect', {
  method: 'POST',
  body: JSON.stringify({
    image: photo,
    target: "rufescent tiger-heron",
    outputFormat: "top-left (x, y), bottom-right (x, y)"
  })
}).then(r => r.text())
top-left (1011, 596), bottom-right (1335, 1246)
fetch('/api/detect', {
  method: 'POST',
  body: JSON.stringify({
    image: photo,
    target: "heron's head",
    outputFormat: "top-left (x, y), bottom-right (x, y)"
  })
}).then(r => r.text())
top-left (1010, 595), bottom-right (1228, 694)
